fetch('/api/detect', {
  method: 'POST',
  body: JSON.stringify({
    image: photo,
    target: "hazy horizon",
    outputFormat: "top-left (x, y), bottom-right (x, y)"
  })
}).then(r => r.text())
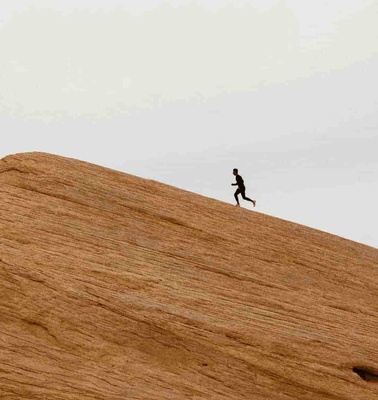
top-left (1, 0), bottom-right (377, 248)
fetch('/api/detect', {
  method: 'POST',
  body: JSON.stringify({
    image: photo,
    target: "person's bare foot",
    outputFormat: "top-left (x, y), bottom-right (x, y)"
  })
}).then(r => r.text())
top-left (252, 200), bottom-right (256, 207)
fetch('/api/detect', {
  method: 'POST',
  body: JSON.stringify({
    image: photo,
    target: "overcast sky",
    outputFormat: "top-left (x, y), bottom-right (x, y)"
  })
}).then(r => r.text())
top-left (1, 0), bottom-right (377, 248)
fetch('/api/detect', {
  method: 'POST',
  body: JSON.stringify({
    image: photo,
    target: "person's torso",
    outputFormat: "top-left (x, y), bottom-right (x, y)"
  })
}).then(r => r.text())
top-left (236, 174), bottom-right (245, 188)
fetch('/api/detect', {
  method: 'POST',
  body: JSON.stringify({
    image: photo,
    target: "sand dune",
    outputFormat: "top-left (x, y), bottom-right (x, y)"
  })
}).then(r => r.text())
top-left (1, 152), bottom-right (377, 399)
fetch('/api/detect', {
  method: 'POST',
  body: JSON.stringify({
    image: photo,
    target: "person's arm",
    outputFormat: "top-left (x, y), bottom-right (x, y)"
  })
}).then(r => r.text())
top-left (231, 183), bottom-right (237, 186)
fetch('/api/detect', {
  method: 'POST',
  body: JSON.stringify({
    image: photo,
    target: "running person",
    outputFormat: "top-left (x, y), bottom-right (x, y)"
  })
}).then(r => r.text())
top-left (231, 168), bottom-right (256, 207)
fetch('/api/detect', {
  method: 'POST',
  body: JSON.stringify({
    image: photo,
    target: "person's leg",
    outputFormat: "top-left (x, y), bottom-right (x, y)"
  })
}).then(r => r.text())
top-left (234, 189), bottom-right (241, 206)
top-left (241, 189), bottom-right (256, 207)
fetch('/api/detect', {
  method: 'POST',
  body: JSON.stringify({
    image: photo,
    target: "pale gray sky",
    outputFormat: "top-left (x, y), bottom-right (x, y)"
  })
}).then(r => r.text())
top-left (1, 0), bottom-right (377, 248)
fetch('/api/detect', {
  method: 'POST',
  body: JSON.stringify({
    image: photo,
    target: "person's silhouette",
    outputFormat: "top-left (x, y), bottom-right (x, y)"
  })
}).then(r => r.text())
top-left (231, 168), bottom-right (256, 207)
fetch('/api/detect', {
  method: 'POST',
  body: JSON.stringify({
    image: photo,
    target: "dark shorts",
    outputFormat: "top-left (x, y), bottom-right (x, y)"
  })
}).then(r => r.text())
top-left (234, 187), bottom-right (246, 196)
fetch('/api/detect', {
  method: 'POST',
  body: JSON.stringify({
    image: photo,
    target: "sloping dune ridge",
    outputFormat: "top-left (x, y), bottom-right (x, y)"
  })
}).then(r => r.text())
top-left (1, 152), bottom-right (377, 400)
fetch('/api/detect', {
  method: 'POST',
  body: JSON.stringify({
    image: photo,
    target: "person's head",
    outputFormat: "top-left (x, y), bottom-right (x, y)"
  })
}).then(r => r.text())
top-left (233, 168), bottom-right (238, 176)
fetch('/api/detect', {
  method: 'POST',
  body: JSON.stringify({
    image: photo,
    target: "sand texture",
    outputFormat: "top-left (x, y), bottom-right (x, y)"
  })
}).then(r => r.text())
top-left (1, 152), bottom-right (377, 399)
